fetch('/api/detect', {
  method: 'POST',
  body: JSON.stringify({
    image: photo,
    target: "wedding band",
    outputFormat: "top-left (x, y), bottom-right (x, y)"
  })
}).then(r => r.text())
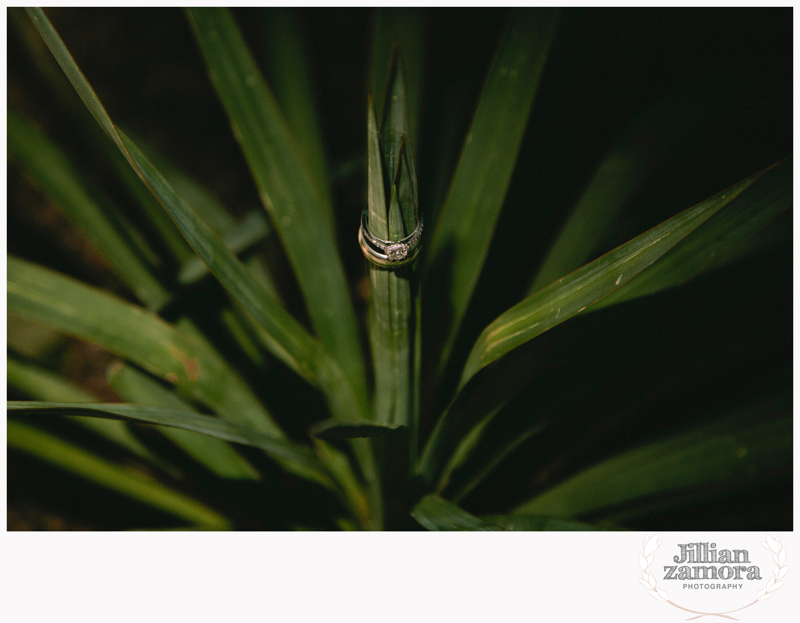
top-left (358, 207), bottom-right (423, 268)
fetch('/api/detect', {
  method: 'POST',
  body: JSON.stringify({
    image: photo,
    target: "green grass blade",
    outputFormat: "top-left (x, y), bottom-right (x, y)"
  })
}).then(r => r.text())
top-left (243, 254), bottom-right (282, 302)
top-left (134, 134), bottom-right (236, 237)
top-left (178, 210), bottom-right (271, 285)
top-left (418, 166), bottom-right (768, 487)
top-left (513, 412), bottom-right (791, 519)
top-left (411, 494), bottom-right (505, 531)
top-left (367, 98), bottom-right (393, 417)
top-left (445, 249), bottom-right (791, 506)
top-left (416, 339), bottom-right (552, 489)
top-left (220, 307), bottom-right (265, 367)
top-left (263, 8), bottom-right (334, 228)
top-left (23, 7), bottom-right (361, 422)
top-left (707, 211), bottom-right (791, 275)
top-left (370, 8), bottom-right (423, 147)
top-left (10, 180), bottom-right (372, 516)
top-left (484, 515), bottom-right (604, 531)
top-left (7, 420), bottom-right (230, 529)
top-left (107, 363), bottom-right (260, 480)
top-left (7, 356), bottom-right (156, 462)
top-left (186, 8), bottom-right (367, 405)
top-left (7, 109), bottom-right (169, 310)
top-left (25, 8), bottom-right (138, 172)
top-left (118, 133), bottom-right (364, 423)
top-left (529, 84), bottom-right (728, 294)
top-left (367, 57), bottom-right (421, 458)
top-left (216, 256), bottom-right (286, 367)
top-left (448, 420), bottom-right (547, 504)
top-left (130, 145), bottom-right (286, 359)
top-left (7, 256), bottom-right (277, 434)
top-left (592, 157), bottom-right (792, 311)
top-left (104, 141), bottom-right (196, 264)
top-left (311, 420), bottom-right (404, 442)
top-left (17, 8), bottom-right (194, 263)
top-left (8, 401), bottom-right (332, 488)
top-left (8, 357), bottom-right (95, 404)
top-left (459, 168), bottom-right (766, 389)
top-left (93, 138), bottom-right (376, 528)
top-left (425, 8), bottom-right (560, 377)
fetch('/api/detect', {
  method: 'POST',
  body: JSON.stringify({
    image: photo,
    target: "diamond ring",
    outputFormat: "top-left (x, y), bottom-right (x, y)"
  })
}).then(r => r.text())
top-left (358, 207), bottom-right (423, 268)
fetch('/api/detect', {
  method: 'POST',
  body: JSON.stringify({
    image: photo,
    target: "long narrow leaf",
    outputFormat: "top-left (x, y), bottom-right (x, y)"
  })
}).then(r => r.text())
top-left (107, 363), bottom-right (260, 480)
top-left (7, 256), bottom-right (277, 434)
top-left (591, 157), bottom-right (791, 311)
top-left (445, 257), bottom-right (792, 505)
top-left (418, 166), bottom-right (768, 487)
top-left (118, 133), bottom-right (364, 423)
top-left (514, 413), bottom-right (791, 519)
top-left (186, 8), bottom-right (367, 405)
top-left (529, 84), bottom-right (729, 294)
top-left (18, 8), bottom-right (194, 264)
top-left (178, 210), bottom-right (271, 285)
top-left (24, 7), bottom-right (362, 422)
top-left (411, 494), bottom-right (505, 531)
top-left (25, 8), bottom-right (137, 171)
top-left (263, 8), bottom-right (334, 228)
top-left (7, 356), bottom-right (156, 463)
top-left (7, 420), bottom-right (230, 529)
top-left (8, 401), bottom-right (332, 488)
top-left (459, 168), bottom-right (765, 388)
top-left (425, 8), bottom-right (560, 378)
top-left (367, 55), bottom-right (421, 464)
top-left (370, 8), bottom-right (423, 147)
top-left (8, 109), bottom-right (169, 310)
top-left (311, 420), bottom-right (405, 442)
top-left (134, 134), bottom-right (236, 237)
top-left (7, 358), bottom-right (96, 404)
top-left (101, 137), bottom-right (374, 516)
top-left (367, 99), bottom-right (395, 422)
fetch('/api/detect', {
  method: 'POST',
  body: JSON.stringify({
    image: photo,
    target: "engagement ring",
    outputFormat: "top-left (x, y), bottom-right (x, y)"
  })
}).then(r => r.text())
top-left (358, 207), bottom-right (423, 268)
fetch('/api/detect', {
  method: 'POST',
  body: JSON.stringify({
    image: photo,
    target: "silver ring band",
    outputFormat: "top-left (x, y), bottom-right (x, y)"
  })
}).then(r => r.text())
top-left (358, 208), bottom-right (423, 268)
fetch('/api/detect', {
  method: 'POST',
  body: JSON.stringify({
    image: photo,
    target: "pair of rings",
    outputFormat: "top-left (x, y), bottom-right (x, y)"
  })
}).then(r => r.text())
top-left (358, 208), bottom-right (423, 268)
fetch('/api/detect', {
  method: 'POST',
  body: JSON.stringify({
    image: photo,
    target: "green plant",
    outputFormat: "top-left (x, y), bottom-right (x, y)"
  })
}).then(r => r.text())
top-left (7, 7), bottom-right (791, 530)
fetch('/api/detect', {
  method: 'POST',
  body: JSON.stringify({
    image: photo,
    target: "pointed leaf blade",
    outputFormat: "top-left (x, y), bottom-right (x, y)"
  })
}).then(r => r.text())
top-left (8, 109), bottom-right (169, 310)
top-left (460, 168), bottom-right (764, 388)
top-left (425, 8), bottom-right (560, 377)
top-left (8, 401), bottom-right (332, 487)
top-left (7, 420), bottom-right (230, 529)
top-left (370, 8), bottom-right (423, 147)
top-left (186, 8), bottom-right (367, 405)
top-left (311, 420), bottom-right (405, 442)
top-left (7, 256), bottom-right (277, 435)
top-left (23, 7), bottom-right (363, 423)
top-left (177, 210), bottom-right (271, 285)
top-left (7, 356), bottom-right (156, 462)
top-left (411, 495), bottom-right (506, 531)
top-left (529, 84), bottom-right (731, 294)
top-left (592, 157), bottom-right (791, 311)
top-left (107, 363), bottom-right (260, 480)
top-left (514, 413), bottom-right (791, 519)
top-left (118, 133), bottom-right (364, 423)
top-left (263, 8), bottom-right (334, 228)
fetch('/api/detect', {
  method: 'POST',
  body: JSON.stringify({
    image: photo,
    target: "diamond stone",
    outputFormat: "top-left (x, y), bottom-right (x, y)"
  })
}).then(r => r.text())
top-left (386, 243), bottom-right (408, 261)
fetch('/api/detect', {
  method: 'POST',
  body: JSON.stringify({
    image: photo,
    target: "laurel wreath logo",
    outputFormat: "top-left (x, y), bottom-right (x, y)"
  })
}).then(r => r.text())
top-left (638, 534), bottom-right (788, 620)
top-left (756, 534), bottom-right (788, 602)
